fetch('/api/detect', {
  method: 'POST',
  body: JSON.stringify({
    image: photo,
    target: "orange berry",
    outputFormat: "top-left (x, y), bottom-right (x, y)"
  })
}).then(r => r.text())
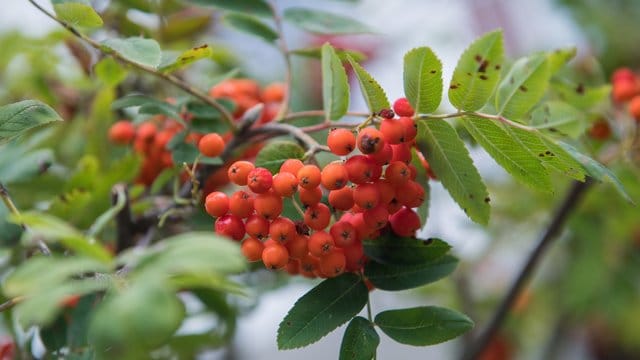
top-left (299, 186), bottom-right (323, 207)
top-left (205, 191), bottom-right (229, 217)
top-left (272, 172), bottom-right (299, 197)
top-left (391, 143), bottom-right (412, 163)
top-left (297, 165), bottom-right (322, 189)
top-left (280, 159), bottom-right (304, 175)
top-left (228, 161), bottom-right (255, 186)
top-left (198, 133), bottom-right (225, 157)
top-left (247, 167), bottom-right (273, 194)
top-left (399, 117), bottom-right (417, 141)
top-left (319, 250), bottom-right (346, 277)
top-left (154, 130), bottom-right (174, 150)
top-left (387, 198), bottom-right (403, 215)
top-left (261, 82), bottom-right (286, 103)
top-left (215, 214), bottom-right (245, 241)
top-left (357, 127), bottom-right (386, 154)
top-left (330, 221), bottom-right (357, 247)
top-left (299, 254), bottom-right (320, 278)
top-left (320, 162), bottom-right (349, 190)
top-left (327, 128), bottom-right (356, 156)
top-left (375, 179), bottom-right (396, 204)
top-left (393, 97), bottom-right (415, 117)
top-left (363, 205), bottom-right (389, 230)
top-left (630, 95), bottom-right (640, 120)
top-left (261, 242), bottom-right (289, 269)
top-left (344, 243), bottom-right (366, 272)
top-left (229, 190), bottom-right (254, 218)
top-left (346, 212), bottom-right (375, 241)
top-left (368, 142), bottom-right (393, 166)
top-left (286, 235), bottom-right (309, 259)
top-left (241, 237), bottom-right (264, 262)
top-left (304, 203), bottom-right (331, 231)
top-left (329, 186), bottom-right (354, 211)
top-left (269, 217), bottom-right (297, 244)
top-left (613, 80), bottom-right (639, 103)
top-left (385, 161), bottom-right (411, 184)
top-left (345, 155), bottom-right (381, 184)
top-left (353, 183), bottom-right (380, 210)
top-left (254, 192), bottom-right (283, 220)
top-left (389, 207), bottom-right (421, 237)
top-left (612, 68), bottom-right (635, 83)
top-left (285, 259), bottom-right (300, 275)
top-left (108, 121), bottom-right (136, 145)
top-left (137, 122), bottom-right (157, 142)
top-left (245, 214), bottom-right (270, 240)
top-left (308, 231), bottom-right (335, 257)
top-left (380, 118), bottom-right (406, 144)
top-left (395, 180), bottom-right (424, 207)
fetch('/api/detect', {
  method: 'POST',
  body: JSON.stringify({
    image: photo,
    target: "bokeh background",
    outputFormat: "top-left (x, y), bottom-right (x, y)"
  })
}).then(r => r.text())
top-left (1, 0), bottom-right (639, 359)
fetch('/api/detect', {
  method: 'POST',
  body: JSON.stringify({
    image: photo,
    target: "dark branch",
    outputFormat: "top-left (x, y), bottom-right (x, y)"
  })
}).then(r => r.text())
top-left (112, 184), bottom-right (135, 253)
top-left (461, 179), bottom-right (593, 360)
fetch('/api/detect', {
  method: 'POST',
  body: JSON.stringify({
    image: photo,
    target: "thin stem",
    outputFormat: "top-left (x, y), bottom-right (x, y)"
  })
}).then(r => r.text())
top-left (27, 0), bottom-right (237, 133)
top-left (0, 296), bottom-right (24, 312)
top-left (291, 198), bottom-right (305, 217)
top-left (301, 120), bottom-right (359, 133)
top-left (0, 182), bottom-right (51, 256)
top-left (269, 1), bottom-right (292, 120)
top-left (417, 111), bottom-right (535, 131)
top-left (461, 179), bottom-right (593, 360)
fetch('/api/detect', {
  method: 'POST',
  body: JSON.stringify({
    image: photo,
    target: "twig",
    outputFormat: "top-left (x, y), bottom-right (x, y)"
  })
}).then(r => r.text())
top-left (27, 0), bottom-right (237, 133)
top-left (417, 111), bottom-right (535, 131)
top-left (112, 184), bottom-right (135, 253)
top-left (461, 179), bottom-right (593, 360)
top-left (0, 296), bottom-right (24, 312)
top-left (0, 182), bottom-right (51, 256)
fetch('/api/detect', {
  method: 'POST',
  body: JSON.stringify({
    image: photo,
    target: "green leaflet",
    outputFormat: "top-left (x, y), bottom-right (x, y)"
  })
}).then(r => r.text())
top-left (403, 47), bottom-right (443, 114)
top-left (321, 43), bottom-right (350, 121)
top-left (348, 56), bottom-right (390, 114)
top-left (496, 54), bottom-right (550, 120)
top-left (416, 120), bottom-right (490, 225)
top-left (375, 306), bottom-right (474, 346)
top-left (277, 273), bottom-right (368, 349)
top-left (462, 115), bottom-right (553, 192)
top-left (449, 30), bottom-right (504, 111)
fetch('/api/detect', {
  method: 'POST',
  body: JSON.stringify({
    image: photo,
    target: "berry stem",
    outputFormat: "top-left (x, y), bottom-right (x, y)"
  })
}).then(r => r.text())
top-left (0, 296), bottom-right (24, 313)
top-left (26, 0), bottom-right (238, 133)
top-left (0, 182), bottom-right (51, 256)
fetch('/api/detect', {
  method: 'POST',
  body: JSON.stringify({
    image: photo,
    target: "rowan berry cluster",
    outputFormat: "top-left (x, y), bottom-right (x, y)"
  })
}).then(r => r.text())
top-left (612, 67), bottom-right (640, 122)
top-left (107, 79), bottom-right (284, 187)
top-left (206, 98), bottom-right (433, 279)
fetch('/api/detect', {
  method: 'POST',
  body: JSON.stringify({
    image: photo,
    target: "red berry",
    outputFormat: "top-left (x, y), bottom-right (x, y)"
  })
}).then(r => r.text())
top-left (198, 133), bottom-right (225, 157)
top-left (393, 97), bottom-right (415, 117)
top-left (280, 159), bottom-right (304, 175)
top-left (229, 190), bottom-right (254, 218)
top-left (241, 237), bottom-right (264, 262)
top-left (228, 161), bottom-right (255, 186)
top-left (399, 117), bottom-right (417, 141)
top-left (357, 128), bottom-right (385, 154)
top-left (254, 192), bottom-right (283, 220)
top-left (215, 214), bottom-right (245, 241)
top-left (262, 243), bottom-right (289, 269)
top-left (308, 231), bottom-right (335, 257)
top-left (327, 128), bottom-right (356, 156)
top-left (363, 205), bottom-right (389, 230)
top-left (330, 221), bottom-right (357, 247)
top-left (320, 162), bottom-right (349, 190)
top-left (245, 214), bottom-right (270, 239)
top-left (272, 172), bottom-right (299, 197)
top-left (109, 121), bottom-right (136, 145)
top-left (304, 203), bottom-right (331, 231)
top-left (380, 118), bottom-right (406, 144)
top-left (269, 217), bottom-right (297, 244)
top-left (319, 250), bottom-right (346, 277)
top-left (299, 186), bottom-right (323, 207)
top-left (630, 95), bottom-right (640, 121)
top-left (389, 207), bottom-right (421, 237)
top-left (247, 167), bottom-right (273, 194)
top-left (367, 142), bottom-right (393, 166)
top-left (205, 191), bottom-right (229, 217)
top-left (353, 183), bottom-right (380, 210)
top-left (329, 186), bottom-right (355, 210)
